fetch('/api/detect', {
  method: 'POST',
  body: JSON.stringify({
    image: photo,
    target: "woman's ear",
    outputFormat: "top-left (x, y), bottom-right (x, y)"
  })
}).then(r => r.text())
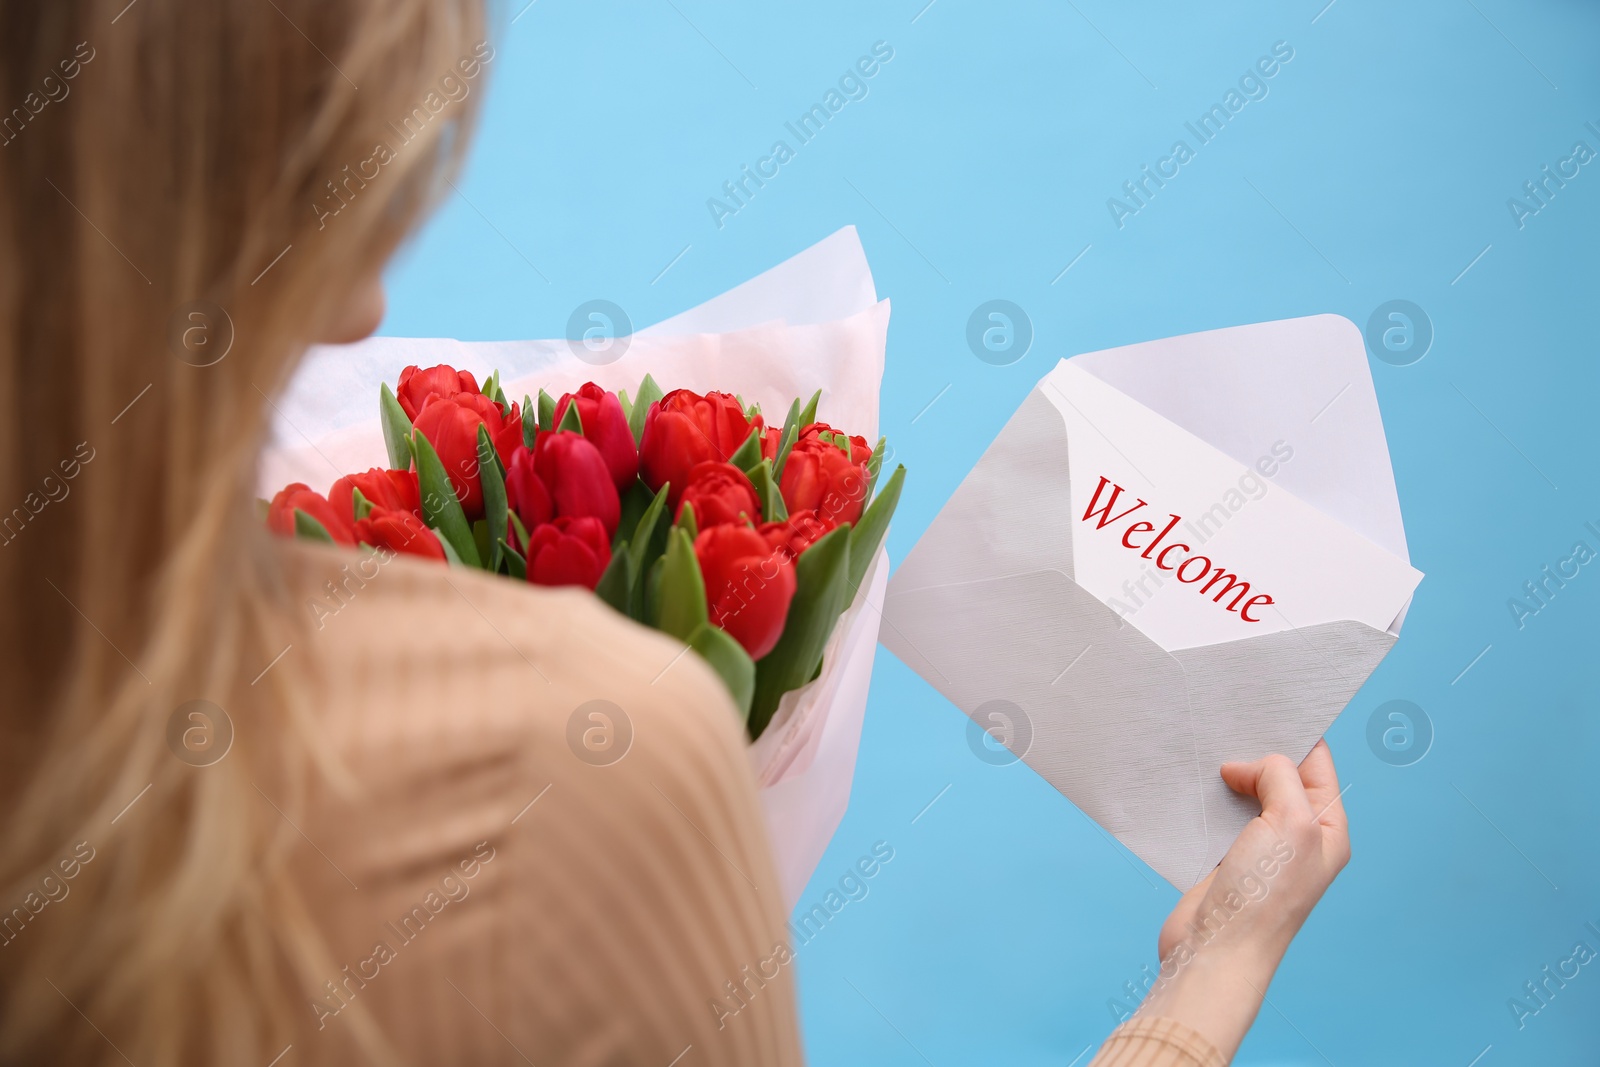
top-left (317, 274), bottom-right (386, 344)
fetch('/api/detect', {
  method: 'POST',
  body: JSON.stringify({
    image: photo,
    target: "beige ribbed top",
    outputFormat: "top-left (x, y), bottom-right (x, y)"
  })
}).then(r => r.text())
top-left (274, 540), bottom-right (1221, 1066)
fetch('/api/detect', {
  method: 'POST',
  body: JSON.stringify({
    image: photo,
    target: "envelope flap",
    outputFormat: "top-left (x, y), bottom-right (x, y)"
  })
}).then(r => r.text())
top-left (882, 568), bottom-right (1217, 888)
top-left (1070, 314), bottom-right (1411, 564)
top-left (891, 387), bottom-right (1077, 595)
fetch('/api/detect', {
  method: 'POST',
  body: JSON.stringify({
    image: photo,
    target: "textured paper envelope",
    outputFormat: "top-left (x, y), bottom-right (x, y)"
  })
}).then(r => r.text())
top-left (881, 315), bottom-right (1419, 889)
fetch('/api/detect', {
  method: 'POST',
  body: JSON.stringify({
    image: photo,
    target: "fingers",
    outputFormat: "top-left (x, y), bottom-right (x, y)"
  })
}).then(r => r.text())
top-left (1297, 739), bottom-right (1347, 833)
top-left (1220, 753), bottom-right (1312, 821)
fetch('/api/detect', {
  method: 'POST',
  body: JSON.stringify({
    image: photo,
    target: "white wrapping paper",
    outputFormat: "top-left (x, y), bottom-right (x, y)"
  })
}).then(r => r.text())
top-left (261, 227), bottom-right (890, 908)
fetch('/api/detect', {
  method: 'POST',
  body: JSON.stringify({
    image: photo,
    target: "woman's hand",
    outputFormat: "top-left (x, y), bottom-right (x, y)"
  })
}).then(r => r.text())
top-left (1133, 740), bottom-right (1350, 1060)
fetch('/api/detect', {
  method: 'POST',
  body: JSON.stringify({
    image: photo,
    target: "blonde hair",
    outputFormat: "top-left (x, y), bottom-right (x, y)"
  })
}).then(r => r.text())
top-left (0, 0), bottom-right (484, 1062)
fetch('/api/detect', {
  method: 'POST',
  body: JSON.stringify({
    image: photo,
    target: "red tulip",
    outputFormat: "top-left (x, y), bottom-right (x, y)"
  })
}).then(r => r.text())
top-left (800, 422), bottom-right (873, 465)
top-left (759, 508), bottom-right (835, 561)
top-left (554, 382), bottom-right (639, 491)
top-left (410, 392), bottom-right (522, 520)
top-left (695, 524), bottom-right (797, 660)
top-left (396, 363), bottom-right (480, 421)
top-left (678, 462), bottom-right (760, 529)
top-left (780, 431), bottom-right (871, 527)
top-left (267, 483), bottom-right (355, 544)
top-left (353, 507), bottom-right (446, 561)
top-left (329, 467), bottom-right (421, 523)
top-left (525, 516), bottom-right (612, 589)
top-left (534, 430), bottom-right (621, 536)
top-left (504, 446), bottom-right (553, 533)
top-left (759, 425), bottom-right (782, 463)
top-left (639, 390), bottom-right (763, 507)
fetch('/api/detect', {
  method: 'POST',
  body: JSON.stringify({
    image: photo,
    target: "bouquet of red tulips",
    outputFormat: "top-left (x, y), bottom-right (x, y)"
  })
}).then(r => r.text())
top-left (266, 363), bottom-right (905, 737)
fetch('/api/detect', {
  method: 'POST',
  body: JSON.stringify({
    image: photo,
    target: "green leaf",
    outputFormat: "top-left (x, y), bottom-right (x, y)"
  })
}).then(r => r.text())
top-left (522, 394), bottom-right (537, 449)
top-left (537, 388), bottom-right (557, 431)
top-left (499, 538), bottom-right (526, 579)
top-left (797, 388), bottom-right (821, 430)
top-left (848, 463), bottom-right (903, 592)
top-left (614, 479), bottom-right (649, 552)
top-left (629, 373), bottom-right (663, 445)
top-left (628, 483), bottom-right (670, 575)
top-left (749, 460), bottom-right (787, 523)
top-left (476, 424), bottom-right (508, 572)
top-left (678, 500), bottom-right (699, 542)
top-left (772, 398), bottom-right (802, 483)
top-left (748, 524), bottom-right (851, 737)
top-left (489, 371), bottom-right (509, 412)
top-left (556, 398), bottom-right (584, 435)
top-left (628, 483), bottom-right (671, 620)
top-left (655, 527), bottom-right (708, 642)
top-left (616, 387), bottom-right (634, 424)
top-left (471, 518), bottom-right (492, 565)
top-left (678, 502), bottom-right (704, 547)
top-left (644, 554), bottom-right (666, 626)
top-left (865, 436), bottom-right (888, 497)
top-left (507, 510), bottom-right (531, 555)
top-left (438, 537), bottom-right (466, 567)
top-left (594, 548), bottom-right (634, 615)
top-left (687, 621), bottom-right (755, 721)
top-left (350, 487), bottom-right (374, 522)
top-left (412, 429), bottom-right (481, 568)
top-left (379, 382), bottom-right (413, 470)
top-left (293, 508), bottom-right (335, 543)
top-left (727, 426), bottom-right (763, 475)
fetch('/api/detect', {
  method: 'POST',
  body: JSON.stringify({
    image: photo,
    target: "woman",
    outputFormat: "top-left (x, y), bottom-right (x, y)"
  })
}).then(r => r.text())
top-left (0, 1), bottom-right (1350, 1063)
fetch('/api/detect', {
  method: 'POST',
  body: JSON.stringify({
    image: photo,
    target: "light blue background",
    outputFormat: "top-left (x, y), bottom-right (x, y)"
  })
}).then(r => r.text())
top-left (381, 2), bottom-right (1600, 1063)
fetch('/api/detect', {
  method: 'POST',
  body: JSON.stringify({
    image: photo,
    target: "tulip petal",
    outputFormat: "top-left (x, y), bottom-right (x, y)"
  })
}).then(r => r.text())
top-left (531, 535), bottom-right (600, 588)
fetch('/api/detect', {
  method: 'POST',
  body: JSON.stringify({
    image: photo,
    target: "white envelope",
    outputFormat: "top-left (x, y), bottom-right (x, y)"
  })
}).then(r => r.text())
top-left (261, 228), bottom-right (889, 909)
top-left (880, 315), bottom-right (1420, 889)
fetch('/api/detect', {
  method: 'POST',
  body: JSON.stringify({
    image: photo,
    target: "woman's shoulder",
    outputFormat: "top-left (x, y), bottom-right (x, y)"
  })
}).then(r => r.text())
top-left (267, 537), bottom-right (750, 776)
top-left (272, 537), bottom-right (739, 729)
top-left (268, 539), bottom-right (799, 1065)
